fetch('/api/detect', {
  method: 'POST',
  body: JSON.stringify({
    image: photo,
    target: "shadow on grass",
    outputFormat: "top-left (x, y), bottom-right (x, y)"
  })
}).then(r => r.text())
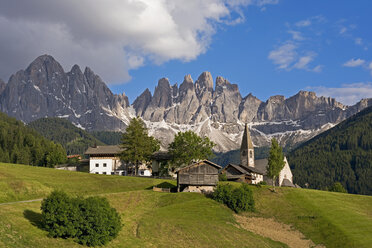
top-left (146, 181), bottom-right (177, 191)
top-left (23, 209), bottom-right (44, 229)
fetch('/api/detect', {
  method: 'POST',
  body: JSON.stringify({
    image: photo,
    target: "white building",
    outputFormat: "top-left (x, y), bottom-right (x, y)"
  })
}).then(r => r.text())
top-left (85, 145), bottom-right (125, 175)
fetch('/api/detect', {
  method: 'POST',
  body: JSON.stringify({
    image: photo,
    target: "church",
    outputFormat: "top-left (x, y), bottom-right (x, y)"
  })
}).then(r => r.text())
top-left (221, 124), bottom-right (295, 187)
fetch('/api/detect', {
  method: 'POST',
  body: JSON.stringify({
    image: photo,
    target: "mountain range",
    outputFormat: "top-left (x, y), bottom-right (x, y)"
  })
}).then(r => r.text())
top-left (1, 55), bottom-right (371, 152)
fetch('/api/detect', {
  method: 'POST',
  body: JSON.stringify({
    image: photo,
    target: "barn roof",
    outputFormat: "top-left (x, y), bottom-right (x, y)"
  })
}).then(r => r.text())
top-left (176, 160), bottom-right (222, 173)
top-left (225, 163), bottom-right (250, 174)
top-left (85, 145), bottom-right (122, 155)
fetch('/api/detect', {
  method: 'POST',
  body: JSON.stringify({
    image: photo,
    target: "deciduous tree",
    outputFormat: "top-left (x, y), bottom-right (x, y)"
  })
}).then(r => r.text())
top-left (168, 131), bottom-right (215, 170)
top-left (267, 138), bottom-right (285, 191)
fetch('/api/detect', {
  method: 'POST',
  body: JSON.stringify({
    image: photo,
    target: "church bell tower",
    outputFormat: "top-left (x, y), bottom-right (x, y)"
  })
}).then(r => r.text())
top-left (240, 123), bottom-right (254, 168)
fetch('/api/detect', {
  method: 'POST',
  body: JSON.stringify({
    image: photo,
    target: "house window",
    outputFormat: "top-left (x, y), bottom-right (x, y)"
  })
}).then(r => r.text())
top-left (103, 163), bottom-right (107, 167)
top-left (95, 163), bottom-right (99, 167)
top-left (111, 172), bottom-right (114, 175)
top-left (95, 172), bottom-right (99, 174)
top-left (103, 172), bottom-right (107, 175)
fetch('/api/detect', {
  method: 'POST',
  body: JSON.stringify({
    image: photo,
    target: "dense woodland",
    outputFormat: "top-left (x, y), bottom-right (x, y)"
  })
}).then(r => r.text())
top-left (0, 112), bottom-right (66, 167)
top-left (288, 106), bottom-right (372, 195)
top-left (90, 131), bottom-right (123, 145)
top-left (28, 118), bottom-right (105, 155)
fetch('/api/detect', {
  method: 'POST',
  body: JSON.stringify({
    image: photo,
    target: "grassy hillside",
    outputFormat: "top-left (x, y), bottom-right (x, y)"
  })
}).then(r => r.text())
top-left (28, 117), bottom-right (105, 155)
top-left (287, 105), bottom-right (372, 195)
top-left (1, 163), bottom-right (371, 247)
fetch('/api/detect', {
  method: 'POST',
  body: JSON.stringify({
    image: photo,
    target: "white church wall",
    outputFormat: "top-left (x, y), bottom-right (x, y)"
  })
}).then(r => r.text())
top-left (279, 157), bottom-right (293, 186)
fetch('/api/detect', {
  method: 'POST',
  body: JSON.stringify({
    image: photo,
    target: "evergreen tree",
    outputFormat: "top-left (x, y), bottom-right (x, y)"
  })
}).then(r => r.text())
top-left (120, 117), bottom-right (160, 175)
top-left (267, 138), bottom-right (285, 191)
top-left (168, 130), bottom-right (215, 170)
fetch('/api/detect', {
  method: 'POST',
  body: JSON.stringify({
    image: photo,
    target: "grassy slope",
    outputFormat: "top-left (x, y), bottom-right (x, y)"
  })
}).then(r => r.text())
top-left (1, 163), bottom-right (372, 247)
top-left (0, 163), bottom-right (283, 248)
top-left (249, 186), bottom-right (372, 248)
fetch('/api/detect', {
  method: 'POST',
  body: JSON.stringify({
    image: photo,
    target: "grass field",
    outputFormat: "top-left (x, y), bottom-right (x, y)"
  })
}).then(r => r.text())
top-left (0, 162), bottom-right (372, 247)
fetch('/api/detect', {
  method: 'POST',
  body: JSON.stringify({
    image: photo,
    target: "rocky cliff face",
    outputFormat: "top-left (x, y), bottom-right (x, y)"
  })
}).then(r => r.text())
top-left (0, 55), bottom-right (371, 151)
top-left (0, 55), bottom-right (130, 131)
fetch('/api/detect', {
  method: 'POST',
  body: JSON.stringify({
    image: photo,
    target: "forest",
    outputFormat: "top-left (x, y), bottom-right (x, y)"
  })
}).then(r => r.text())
top-left (288, 106), bottom-right (372, 195)
top-left (0, 112), bottom-right (66, 167)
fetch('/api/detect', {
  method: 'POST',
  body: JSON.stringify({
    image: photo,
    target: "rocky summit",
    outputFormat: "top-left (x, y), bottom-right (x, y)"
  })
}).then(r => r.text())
top-left (1, 55), bottom-right (371, 151)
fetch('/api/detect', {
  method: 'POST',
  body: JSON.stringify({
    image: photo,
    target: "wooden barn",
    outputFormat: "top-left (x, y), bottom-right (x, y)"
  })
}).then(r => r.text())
top-left (176, 160), bottom-right (222, 193)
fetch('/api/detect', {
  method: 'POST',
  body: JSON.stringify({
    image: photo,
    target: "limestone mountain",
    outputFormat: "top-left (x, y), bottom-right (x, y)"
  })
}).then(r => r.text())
top-left (1, 55), bottom-right (371, 152)
top-left (0, 55), bottom-right (131, 131)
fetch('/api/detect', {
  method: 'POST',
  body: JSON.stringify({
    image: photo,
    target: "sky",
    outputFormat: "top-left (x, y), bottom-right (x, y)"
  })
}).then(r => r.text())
top-left (0, 0), bottom-right (371, 105)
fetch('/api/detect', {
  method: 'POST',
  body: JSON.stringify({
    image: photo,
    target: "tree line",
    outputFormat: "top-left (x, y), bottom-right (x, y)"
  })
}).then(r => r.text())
top-left (0, 112), bottom-right (66, 167)
top-left (287, 106), bottom-right (372, 195)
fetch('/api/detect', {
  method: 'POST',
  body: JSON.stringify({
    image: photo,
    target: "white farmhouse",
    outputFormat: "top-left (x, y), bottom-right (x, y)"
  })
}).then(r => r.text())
top-left (85, 145), bottom-right (125, 175)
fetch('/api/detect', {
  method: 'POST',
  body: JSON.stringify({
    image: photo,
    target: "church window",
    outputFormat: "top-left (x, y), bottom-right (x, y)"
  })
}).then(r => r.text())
top-left (249, 150), bottom-right (253, 158)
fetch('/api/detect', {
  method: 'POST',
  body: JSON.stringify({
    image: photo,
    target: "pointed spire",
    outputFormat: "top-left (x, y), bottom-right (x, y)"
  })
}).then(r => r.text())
top-left (240, 123), bottom-right (255, 167)
top-left (241, 123), bottom-right (254, 150)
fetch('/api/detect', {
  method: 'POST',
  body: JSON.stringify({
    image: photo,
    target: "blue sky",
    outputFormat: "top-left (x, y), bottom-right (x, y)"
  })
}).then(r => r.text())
top-left (1, 0), bottom-right (371, 105)
top-left (112, 0), bottom-right (372, 105)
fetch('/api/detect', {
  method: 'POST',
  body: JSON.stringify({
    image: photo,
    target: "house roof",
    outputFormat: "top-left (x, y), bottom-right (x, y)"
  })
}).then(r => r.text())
top-left (176, 160), bottom-right (222, 173)
top-left (225, 163), bottom-right (250, 174)
top-left (85, 145), bottom-right (122, 155)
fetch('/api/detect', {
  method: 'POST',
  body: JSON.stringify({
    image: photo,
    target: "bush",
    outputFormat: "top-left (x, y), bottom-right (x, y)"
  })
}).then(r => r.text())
top-left (212, 183), bottom-right (255, 213)
top-left (329, 182), bottom-right (347, 193)
top-left (41, 190), bottom-right (122, 246)
top-left (218, 173), bottom-right (227, 181)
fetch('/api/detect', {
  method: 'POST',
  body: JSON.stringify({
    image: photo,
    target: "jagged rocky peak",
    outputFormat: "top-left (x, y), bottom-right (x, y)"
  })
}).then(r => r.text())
top-left (195, 71), bottom-right (213, 93)
top-left (179, 74), bottom-right (194, 96)
top-left (0, 78), bottom-right (5, 95)
top-left (133, 88), bottom-right (152, 115)
top-left (152, 78), bottom-right (172, 108)
top-left (267, 95), bottom-right (285, 103)
top-left (215, 76), bottom-right (239, 93)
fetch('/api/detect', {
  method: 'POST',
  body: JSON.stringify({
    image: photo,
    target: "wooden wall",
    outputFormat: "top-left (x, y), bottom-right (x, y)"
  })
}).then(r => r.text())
top-left (178, 162), bottom-right (219, 186)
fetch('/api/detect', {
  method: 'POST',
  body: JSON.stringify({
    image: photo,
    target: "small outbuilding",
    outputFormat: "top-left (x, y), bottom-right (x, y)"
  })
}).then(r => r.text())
top-left (176, 160), bottom-right (222, 193)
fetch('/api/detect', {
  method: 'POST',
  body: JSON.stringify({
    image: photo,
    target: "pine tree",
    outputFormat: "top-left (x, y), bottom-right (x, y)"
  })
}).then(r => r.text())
top-left (120, 117), bottom-right (160, 175)
top-left (267, 138), bottom-right (285, 191)
top-left (168, 130), bottom-right (215, 170)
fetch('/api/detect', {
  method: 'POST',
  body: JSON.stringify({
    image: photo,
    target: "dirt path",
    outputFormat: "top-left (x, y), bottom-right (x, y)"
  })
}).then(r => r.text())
top-left (0, 198), bottom-right (43, 206)
top-left (235, 215), bottom-right (323, 248)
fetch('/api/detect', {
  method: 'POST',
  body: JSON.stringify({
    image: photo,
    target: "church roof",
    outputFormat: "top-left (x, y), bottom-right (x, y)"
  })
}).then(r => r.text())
top-left (241, 123), bottom-right (254, 150)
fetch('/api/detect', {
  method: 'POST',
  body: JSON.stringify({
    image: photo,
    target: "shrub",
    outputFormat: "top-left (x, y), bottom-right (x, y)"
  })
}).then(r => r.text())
top-left (218, 173), bottom-right (227, 181)
top-left (329, 182), bottom-right (347, 193)
top-left (212, 183), bottom-right (255, 213)
top-left (41, 190), bottom-right (82, 238)
top-left (41, 190), bottom-right (121, 246)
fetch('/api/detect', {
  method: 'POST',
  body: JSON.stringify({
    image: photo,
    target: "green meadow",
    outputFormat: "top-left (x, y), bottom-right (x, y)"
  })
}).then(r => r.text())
top-left (0, 163), bottom-right (372, 247)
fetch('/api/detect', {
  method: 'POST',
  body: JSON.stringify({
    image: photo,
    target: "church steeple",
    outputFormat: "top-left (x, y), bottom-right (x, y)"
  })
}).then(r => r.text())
top-left (240, 123), bottom-right (255, 167)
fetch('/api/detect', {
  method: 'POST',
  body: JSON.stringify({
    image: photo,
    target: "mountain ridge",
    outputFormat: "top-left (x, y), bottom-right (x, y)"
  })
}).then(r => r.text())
top-left (1, 54), bottom-right (371, 152)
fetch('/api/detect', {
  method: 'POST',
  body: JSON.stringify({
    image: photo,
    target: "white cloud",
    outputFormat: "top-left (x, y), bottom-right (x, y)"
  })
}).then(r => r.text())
top-left (308, 82), bottom-right (372, 105)
top-left (287, 30), bottom-right (304, 41)
top-left (355, 37), bottom-right (362, 45)
top-left (343, 58), bottom-right (366, 67)
top-left (293, 53), bottom-right (316, 69)
top-left (268, 42), bottom-right (320, 72)
top-left (295, 19), bottom-right (311, 27)
top-left (0, 0), bottom-right (278, 84)
top-left (312, 65), bottom-right (323, 73)
top-left (268, 42), bottom-right (297, 70)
